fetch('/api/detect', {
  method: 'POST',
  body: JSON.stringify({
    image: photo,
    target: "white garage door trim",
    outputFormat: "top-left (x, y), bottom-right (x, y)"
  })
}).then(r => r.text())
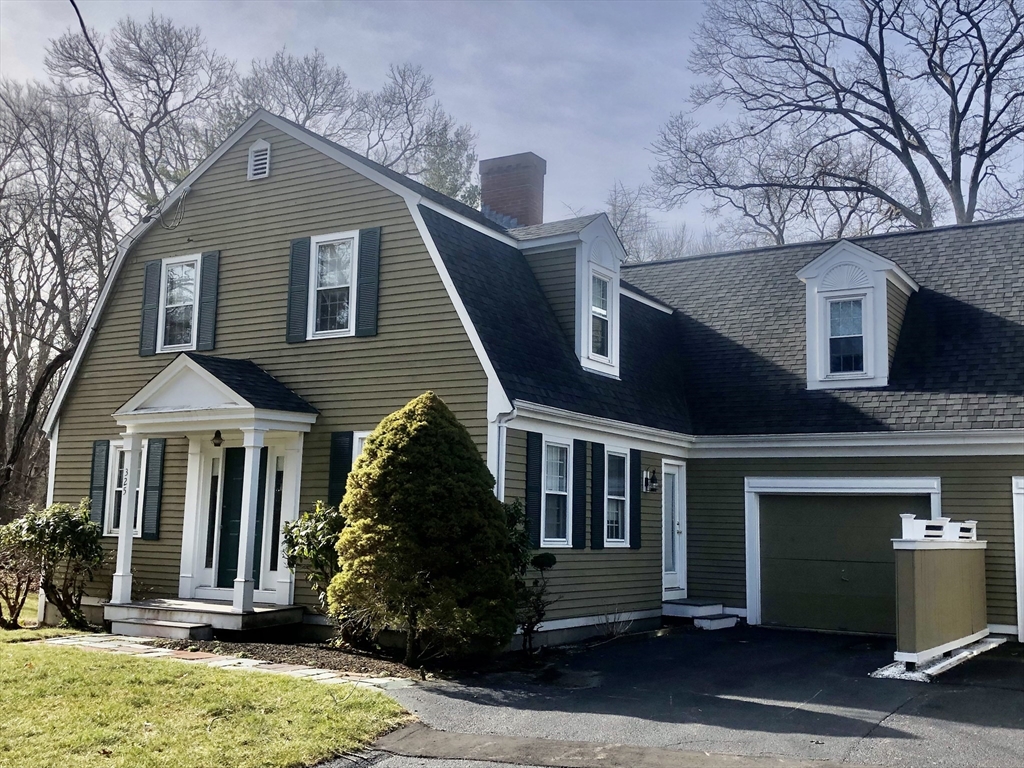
top-left (1013, 477), bottom-right (1024, 643)
top-left (744, 476), bottom-right (942, 626)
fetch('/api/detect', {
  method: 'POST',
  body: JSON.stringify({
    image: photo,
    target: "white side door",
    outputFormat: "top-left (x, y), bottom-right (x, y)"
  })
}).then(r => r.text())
top-left (662, 461), bottom-right (687, 597)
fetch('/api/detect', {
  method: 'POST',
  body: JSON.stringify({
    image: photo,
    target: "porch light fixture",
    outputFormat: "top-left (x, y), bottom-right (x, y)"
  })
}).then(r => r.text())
top-left (642, 468), bottom-right (659, 494)
top-left (211, 430), bottom-right (223, 447)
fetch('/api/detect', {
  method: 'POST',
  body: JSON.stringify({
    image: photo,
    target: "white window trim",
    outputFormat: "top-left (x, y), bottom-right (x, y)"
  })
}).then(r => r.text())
top-left (743, 476), bottom-right (942, 626)
top-left (306, 230), bottom-right (360, 340)
top-left (604, 447), bottom-right (630, 547)
top-left (541, 438), bottom-right (572, 548)
top-left (156, 254), bottom-right (201, 353)
top-left (1012, 476), bottom-right (1024, 643)
top-left (823, 294), bottom-right (870, 380)
top-left (589, 269), bottom-right (613, 363)
top-left (352, 430), bottom-right (372, 464)
top-left (104, 439), bottom-right (148, 538)
top-left (584, 262), bottom-right (619, 375)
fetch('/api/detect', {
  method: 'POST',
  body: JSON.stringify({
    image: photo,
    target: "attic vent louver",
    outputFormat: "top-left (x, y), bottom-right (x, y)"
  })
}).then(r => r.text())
top-left (247, 139), bottom-right (271, 180)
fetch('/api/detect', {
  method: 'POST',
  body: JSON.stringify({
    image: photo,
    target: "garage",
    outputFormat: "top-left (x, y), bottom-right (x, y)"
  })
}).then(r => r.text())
top-left (759, 494), bottom-right (931, 635)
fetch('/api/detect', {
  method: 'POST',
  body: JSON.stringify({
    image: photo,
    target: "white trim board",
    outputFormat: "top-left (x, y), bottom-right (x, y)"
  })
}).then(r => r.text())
top-left (1013, 477), bottom-right (1024, 643)
top-left (744, 476), bottom-right (942, 626)
top-left (532, 608), bottom-right (662, 634)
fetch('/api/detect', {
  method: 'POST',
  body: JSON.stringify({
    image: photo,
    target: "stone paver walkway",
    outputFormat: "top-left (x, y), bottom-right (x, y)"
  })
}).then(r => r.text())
top-left (40, 633), bottom-right (416, 691)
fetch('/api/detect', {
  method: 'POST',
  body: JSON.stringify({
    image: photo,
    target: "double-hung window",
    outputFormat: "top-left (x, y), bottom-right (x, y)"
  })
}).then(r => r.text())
top-left (591, 274), bottom-right (610, 359)
top-left (157, 255), bottom-right (200, 352)
top-left (105, 442), bottom-right (146, 537)
top-left (542, 441), bottom-right (570, 546)
top-left (308, 230), bottom-right (359, 338)
top-left (605, 450), bottom-right (628, 545)
top-left (828, 298), bottom-right (864, 374)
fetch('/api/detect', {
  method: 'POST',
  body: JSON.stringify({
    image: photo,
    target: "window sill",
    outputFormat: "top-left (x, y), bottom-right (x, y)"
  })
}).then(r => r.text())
top-left (156, 345), bottom-right (195, 354)
top-left (307, 329), bottom-right (354, 341)
top-left (540, 541), bottom-right (572, 549)
top-left (603, 540), bottom-right (630, 548)
top-left (103, 532), bottom-right (142, 539)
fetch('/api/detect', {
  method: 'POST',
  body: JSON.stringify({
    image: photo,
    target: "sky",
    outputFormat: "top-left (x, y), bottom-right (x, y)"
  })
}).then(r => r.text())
top-left (0, 0), bottom-right (711, 230)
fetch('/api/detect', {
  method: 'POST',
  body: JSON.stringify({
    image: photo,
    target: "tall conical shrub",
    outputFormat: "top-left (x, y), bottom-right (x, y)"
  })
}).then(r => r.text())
top-left (328, 392), bottom-right (515, 664)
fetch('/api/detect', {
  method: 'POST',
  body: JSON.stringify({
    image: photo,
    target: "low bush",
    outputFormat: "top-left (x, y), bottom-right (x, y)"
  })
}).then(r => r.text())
top-left (282, 500), bottom-right (345, 612)
top-left (0, 531), bottom-right (40, 630)
top-left (4, 501), bottom-right (103, 629)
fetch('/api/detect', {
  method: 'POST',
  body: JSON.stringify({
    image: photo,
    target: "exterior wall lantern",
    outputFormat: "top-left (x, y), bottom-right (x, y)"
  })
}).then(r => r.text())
top-left (642, 468), bottom-right (659, 493)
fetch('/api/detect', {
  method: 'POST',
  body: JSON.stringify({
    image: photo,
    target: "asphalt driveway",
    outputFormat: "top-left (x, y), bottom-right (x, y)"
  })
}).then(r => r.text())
top-left (380, 625), bottom-right (1024, 768)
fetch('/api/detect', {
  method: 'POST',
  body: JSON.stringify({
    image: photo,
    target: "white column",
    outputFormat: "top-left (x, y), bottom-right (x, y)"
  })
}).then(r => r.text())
top-left (233, 428), bottom-right (265, 612)
top-left (177, 436), bottom-right (204, 598)
top-left (111, 432), bottom-right (143, 604)
top-left (275, 433), bottom-right (304, 605)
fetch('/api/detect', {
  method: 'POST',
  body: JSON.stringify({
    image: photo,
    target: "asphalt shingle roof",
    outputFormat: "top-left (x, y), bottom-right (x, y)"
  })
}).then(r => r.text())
top-left (185, 353), bottom-right (319, 414)
top-left (622, 219), bottom-right (1024, 434)
top-left (508, 214), bottom-right (604, 241)
top-left (422, 205), bottom-right (692, 433)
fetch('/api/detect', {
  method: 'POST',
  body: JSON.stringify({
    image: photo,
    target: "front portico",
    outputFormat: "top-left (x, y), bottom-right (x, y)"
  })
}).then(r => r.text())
top-left (105, 353), bottom-right (317, 620)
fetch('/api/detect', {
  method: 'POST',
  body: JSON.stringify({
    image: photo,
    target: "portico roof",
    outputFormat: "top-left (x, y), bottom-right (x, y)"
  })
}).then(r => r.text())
top-left (113, 353), bottom-right (318, 433)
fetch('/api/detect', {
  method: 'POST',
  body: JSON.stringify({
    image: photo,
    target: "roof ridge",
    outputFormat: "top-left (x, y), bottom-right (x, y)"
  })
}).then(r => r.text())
top-left (621, 217), bottom-right (1024, 270)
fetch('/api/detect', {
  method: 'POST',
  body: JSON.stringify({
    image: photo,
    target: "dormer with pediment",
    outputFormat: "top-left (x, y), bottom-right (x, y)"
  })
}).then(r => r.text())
top-left (797, 240), bottom-right (918, 390)
top-left (511, 213), bottom-right (628, 379)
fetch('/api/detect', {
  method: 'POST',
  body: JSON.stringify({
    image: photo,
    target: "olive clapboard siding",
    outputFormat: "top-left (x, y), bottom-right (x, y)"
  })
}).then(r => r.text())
top-left (522, 248), bottom-right (576, 342)
top-left (687, 455), bottom-right (1022, 625)
top-left (886, 282), bottom-right (910, 366)
top-left (504, 428), bottom-right (665, 621)
top-left (760, 494), bottom-right (931, 635)
top-left (52, 122), bottom-right (489, 605)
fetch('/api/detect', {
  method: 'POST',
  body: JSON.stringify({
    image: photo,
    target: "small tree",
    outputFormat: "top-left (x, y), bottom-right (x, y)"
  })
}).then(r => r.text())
top-left (504, 497), bottom-right (558, 654)
top-left (328, 392), bottom-right (516, 665)
top-left (6, 500), bottom-right (103, 629)
top-left (282, 501), bottom-right (345, 612)
top-left (0, 530), bottom-right (40, 630)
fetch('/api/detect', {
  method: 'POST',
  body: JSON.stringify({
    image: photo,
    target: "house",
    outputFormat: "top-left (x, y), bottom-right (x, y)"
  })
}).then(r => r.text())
top-left (41, 110), bottom-right (1024, 646)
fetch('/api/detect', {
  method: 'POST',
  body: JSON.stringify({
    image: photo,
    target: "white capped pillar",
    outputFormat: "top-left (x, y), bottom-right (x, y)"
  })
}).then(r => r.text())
top-left (111, 432), bottom-right (143, 604)
top-left (233, 428), bottom-right (266, 612)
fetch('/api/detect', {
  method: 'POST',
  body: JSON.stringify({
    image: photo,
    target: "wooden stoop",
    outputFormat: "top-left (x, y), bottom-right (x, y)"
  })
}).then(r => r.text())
top-left (663, 598), bottom-right (740, 630)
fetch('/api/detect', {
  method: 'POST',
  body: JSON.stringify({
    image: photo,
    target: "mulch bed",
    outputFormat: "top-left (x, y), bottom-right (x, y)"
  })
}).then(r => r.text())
top-left (150, 638), bottom-right (418, 679)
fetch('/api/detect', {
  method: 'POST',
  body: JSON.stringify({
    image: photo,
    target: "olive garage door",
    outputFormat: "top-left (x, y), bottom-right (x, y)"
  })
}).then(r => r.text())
top-left (759, 494), bottom-right (931, 635)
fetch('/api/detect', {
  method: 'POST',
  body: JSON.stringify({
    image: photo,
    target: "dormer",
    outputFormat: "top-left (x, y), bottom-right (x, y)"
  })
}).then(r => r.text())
top-left (797, 240), bottom-right (918, 390)
top-left (512, 214), bottom-right (626, 379)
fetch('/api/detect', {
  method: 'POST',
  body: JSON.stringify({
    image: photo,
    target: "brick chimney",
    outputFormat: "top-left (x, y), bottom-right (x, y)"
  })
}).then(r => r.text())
top-left (479, 152), bottom-right (546, 227)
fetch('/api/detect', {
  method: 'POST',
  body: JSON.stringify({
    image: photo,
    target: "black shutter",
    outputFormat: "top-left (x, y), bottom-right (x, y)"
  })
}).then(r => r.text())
top-left (571, 440), bottom-right (587, 549)
top-left (195, 250), bottom-right (220, 351)
top-left (354, 227), bottom-right (381, 337)
top-left (89, 440), bottom-right (109, 527)
top-left (525, 431), bottom-right (543, 549)
top-left (141, 438), bottom-right (166, 541)
top-left (139, 260), bottom-right (161, 356)
top-left (286, 237), bottom-right (311, 343)
top-left (327, 431), bottom-right (353, 508)
top-left (590, 442), bottom-right (605, 550)
top-left (629, 449), bottom-right (642, 549)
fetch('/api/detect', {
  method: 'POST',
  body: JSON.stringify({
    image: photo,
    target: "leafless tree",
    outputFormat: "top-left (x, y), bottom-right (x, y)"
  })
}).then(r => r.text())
top-left (46, 9), bottom-right (234, 208)
top-left (220, 54), bottom-right (481, 205)
top-left (606, 181), bottom-right (727, 261)
top-left (0, 83), bottom-right (130, 519)
top-left (653, 0), bottom-right (1024, 237)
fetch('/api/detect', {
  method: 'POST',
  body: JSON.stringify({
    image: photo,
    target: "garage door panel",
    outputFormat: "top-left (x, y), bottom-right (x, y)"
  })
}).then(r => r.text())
top-left (759, 494), bottom-right (930, 635)
top-left (762, 558), bottom-right (897, 634)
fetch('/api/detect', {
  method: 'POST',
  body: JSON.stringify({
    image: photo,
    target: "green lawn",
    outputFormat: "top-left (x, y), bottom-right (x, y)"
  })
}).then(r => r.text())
top-left (0, 643), bottom-right (406, 768)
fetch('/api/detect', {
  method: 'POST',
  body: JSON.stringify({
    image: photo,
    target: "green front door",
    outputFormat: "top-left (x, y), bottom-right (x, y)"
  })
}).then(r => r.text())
top-left (216, 447), bottom-right (268, 589)
top-left (759, 494), bottom-right (931, 635)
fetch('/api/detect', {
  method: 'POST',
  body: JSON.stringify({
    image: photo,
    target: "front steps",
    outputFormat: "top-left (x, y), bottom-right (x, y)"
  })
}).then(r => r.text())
top-left (104, 598), bottom-right (304, 636)
top-left (111, 618), bottom-right (214, 641)
top-left (663, 598), bottom-right (740, 630)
